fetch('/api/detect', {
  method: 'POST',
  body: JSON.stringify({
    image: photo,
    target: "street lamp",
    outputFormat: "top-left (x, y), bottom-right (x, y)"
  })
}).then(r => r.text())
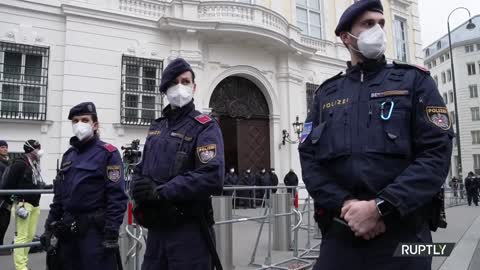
top-left (282, 116), bottom-right (304, 145)
top-left (447, 7), bottom-right (476, 179)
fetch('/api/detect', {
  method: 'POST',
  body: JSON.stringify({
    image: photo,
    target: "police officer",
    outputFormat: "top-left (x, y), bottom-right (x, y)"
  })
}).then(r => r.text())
top-left (298, 1), bottom-right (453, 269)
top-left (465, 172), bottom-right (478, 206)
top-left (224, 167), bottom-right (239, 196)
top-left (130, 58), bottom-right (225, 270)
top-left (41, 102), bottom-right (128, 270)
top-left (238, 169), bottom-right (255, 208)
top-left (255, 168), bottom-right (269, 203)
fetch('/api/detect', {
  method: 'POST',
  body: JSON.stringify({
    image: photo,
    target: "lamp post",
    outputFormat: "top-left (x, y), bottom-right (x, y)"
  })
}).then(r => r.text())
top-left (282, 116), bottom-right (304, 145)
top-left (447, 7), bottom-right (476, 179)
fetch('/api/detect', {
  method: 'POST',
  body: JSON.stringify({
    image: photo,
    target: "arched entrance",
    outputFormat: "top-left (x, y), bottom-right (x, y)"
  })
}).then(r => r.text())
top-left (209, 76), bottom-right (270, 173)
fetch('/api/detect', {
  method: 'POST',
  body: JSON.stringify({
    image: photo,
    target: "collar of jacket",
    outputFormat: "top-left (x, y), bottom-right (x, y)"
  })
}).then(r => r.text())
top-left (346, 56), bottom-right (387, 81)
top-left (162, 100), bottom-right (195, 124)
top-left (70, 136), bottom-right (99, 151)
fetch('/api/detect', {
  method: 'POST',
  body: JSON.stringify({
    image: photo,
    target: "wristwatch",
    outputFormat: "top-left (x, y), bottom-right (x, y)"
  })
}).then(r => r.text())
top-left (375, 198), bottom-right (394, 217)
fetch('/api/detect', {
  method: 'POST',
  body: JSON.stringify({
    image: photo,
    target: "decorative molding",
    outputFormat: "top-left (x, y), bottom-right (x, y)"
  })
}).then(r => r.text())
top-left (3, 25), bottom-right (46, 46)
top-left (119, 0), bottom-right (167, 18)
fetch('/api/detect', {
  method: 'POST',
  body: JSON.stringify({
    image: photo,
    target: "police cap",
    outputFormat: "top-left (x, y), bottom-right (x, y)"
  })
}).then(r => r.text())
top-left (159, 58), bottom-right (195, 93)
top-left (68, 102), bottom-right (97, 120)
top-left (335, 0), bottom-right (384, 36)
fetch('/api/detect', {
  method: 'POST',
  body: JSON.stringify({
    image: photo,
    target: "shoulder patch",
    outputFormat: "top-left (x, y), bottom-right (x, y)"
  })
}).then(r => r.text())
top-left (194, 114), bottom-right (212, 125)
top-left (300, 122), bottom-right (313, 143)
top-left (393, 61), bottom-right (430, 74)
top-left (103, 143), bottom-right (117, 153)
top-left (106, 165), bottom-right (121, 182)
top-left (196, 144), bottom-right (217, 163)
top-left (317, 72), bottom-right (344, 94)
top-left (426, 106), bottom-right (451, 130)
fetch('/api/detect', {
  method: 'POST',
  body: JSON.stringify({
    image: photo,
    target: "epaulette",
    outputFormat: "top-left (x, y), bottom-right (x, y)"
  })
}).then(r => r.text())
top-left (194, 114), bottom-right (212, 125)
top-left (393, 61), bottom-right (430, 74)
top-left (103, 143), bottom-right (117, 153)
top-left (316, 72), bottom-right (344, 94)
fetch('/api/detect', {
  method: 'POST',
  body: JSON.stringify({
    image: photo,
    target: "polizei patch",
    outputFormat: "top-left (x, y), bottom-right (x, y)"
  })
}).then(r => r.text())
top-left (426, 106), bottom-right (451, 130)
top-left (107, 165), bottom-right (121, 182)
top-left (197, 144), bottom-right (217, 164)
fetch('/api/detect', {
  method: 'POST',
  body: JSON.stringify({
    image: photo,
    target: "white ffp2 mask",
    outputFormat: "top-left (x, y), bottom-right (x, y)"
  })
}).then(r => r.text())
top-left (348, 24), bottom-right (387, 60)
top-left (73, 122), bottom-right (94, 141)
top-left (166, 84), bottom-right (193, 108)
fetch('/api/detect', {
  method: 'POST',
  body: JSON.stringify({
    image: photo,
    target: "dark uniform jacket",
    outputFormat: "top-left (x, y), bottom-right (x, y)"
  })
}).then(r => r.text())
top-left (299, 58), bottom-right (453, 221)
top-left (225, 172), bottom-right (239, 186)
top-left (46, 137), bottom-right (128, 233)
top-left (133, 101), bottom-right (224, 212)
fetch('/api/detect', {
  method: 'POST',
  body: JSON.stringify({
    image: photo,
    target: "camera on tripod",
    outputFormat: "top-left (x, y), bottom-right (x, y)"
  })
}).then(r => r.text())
top-left (121, 139), bottom-right (142, 165)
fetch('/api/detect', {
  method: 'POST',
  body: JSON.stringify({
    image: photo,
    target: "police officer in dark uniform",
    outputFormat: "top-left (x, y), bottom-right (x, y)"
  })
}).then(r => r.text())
top-left (224, 167), bottom-right (239, 196)
top-left (298, 1), bottom-right (453, 269)
top-left (41, 102), bottom-right (128, 270)
top-left (465, 172), bottom-right (478, 206)
top-left (130, 58), bottom-right (225, 270)
top-left (238, 169), bottom-right (255, 208)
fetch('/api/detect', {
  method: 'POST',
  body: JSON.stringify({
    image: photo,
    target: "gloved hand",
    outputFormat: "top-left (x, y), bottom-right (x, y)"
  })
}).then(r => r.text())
top-left (102, 229), bottom-right (119, 251)
top-left (40, 230), bottom-right (53, 249)
top-left (131, 177), bottom-right (160, 202)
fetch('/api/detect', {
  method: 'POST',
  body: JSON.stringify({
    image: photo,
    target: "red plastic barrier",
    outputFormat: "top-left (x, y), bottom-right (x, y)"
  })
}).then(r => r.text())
top-left (127, 201), bottom-right (133, 225)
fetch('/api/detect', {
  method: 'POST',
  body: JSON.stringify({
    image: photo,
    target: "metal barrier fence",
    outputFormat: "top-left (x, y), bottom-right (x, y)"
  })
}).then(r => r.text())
top-left (0, 187), bottom-right (474, 270)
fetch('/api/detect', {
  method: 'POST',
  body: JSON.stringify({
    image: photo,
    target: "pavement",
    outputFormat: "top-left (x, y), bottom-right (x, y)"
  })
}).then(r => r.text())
top-left (1, 203), bottom-right (479, 270)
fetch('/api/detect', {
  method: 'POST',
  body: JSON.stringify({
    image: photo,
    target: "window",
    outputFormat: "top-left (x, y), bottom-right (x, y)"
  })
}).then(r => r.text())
top-left (425, 49), bottom-right (430, 57)
top-left (465, 44), bottom-right (475, 53)
top-left (296, 0), bottom-right (322, 38)
top-left (447, 69), bottom-right (452, 82)
top-left (467, 63), bottom-right (476, 75)
top-left (306, 83), bottom-right (319, 114)
top-left (441, 72), bottom-right (446, 84)
top-left (394, 17), bottom-right (408, 62)
top-left (121, 56), bottom-right (163, 125)
top-left (432, 59), bottom-right (437, 67)
top-left (471, 107), bottom-right (480, 121)
top-left (440, 55), bottom-right (445, 63)
top-left (443, 93), bottom-right (448, 104)
top-left (449, 90), bottom-right (454, 103)
top-left (434, 75), bottom-right (438, 86)
top-left (437, 41), bottom-right (442, 50)
top-left (477, 44), bottom-right (480, 51)
top-left (445, 53), bottom-right (450, 60)
top-left (474, 154), bottom-right (480, 174)
top-left (472, 131), bottom-right (480, 145)
top-left (428, 63), bottom-right (432, 69)
top-left (0, 42), bottom-right (48, 120)
top-left (450, 111), bottom-right (456, 125)
top-left (470, 85), bottom-right (478, 98)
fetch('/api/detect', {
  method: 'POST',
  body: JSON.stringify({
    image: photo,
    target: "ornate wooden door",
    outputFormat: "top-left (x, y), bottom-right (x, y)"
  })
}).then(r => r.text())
top-left (210, 76), bottom-right (270, 174)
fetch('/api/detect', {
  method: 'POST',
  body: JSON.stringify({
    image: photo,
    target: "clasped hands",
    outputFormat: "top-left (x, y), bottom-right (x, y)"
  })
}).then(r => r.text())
top-left (340, 199), bottom-right (386, 240)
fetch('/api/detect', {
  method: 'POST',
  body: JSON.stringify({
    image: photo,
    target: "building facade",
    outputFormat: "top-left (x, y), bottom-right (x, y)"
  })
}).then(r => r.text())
top-left (423, 15), bottom-right (480, 181)
top-left (0, 0), bottom-right (421, 207)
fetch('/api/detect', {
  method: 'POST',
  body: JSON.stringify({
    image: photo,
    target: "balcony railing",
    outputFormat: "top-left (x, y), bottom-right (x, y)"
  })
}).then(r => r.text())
top-left (115, 0), bottom-right (339, 55)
